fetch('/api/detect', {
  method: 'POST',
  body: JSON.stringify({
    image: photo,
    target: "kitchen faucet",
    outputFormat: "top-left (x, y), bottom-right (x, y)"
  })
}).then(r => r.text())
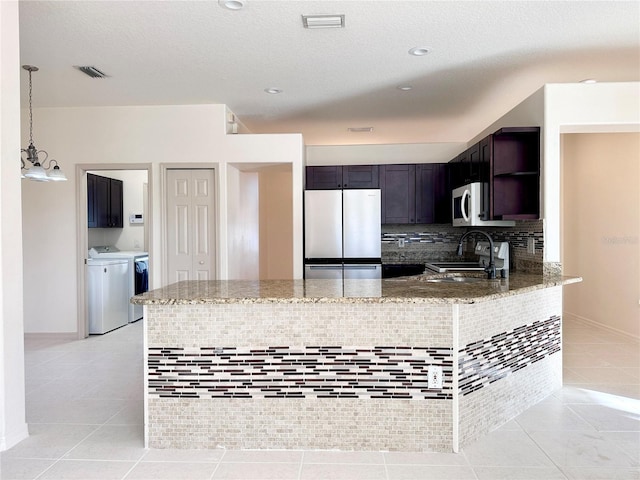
top-left (456, 230), bottom-right (496, 279)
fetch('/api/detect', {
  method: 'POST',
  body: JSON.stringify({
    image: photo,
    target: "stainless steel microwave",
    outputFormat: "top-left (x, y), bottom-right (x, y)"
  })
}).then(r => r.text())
top-left (452, 183), bottom-right (515, 227)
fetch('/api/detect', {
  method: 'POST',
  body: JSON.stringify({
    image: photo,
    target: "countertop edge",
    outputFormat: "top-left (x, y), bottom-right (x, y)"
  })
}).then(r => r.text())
top-left (132, 275), bottom-right (582, 306)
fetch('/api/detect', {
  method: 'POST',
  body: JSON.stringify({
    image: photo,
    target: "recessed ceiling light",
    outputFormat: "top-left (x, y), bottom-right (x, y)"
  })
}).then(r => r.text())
top-left (218, 0), bottom-right (245, 10)
top-left (264, 87), bottom-right (283, 94)
top-left (580, 78), bottom-right (597, 84)
top-left (397, 85), bottom-right (413, 91)
top-left (408, 47), bottom-right (430, 56)
top-left (302, 14), bottom-right (345, 29)
top-left (348, 127), bottom-right (373, 133)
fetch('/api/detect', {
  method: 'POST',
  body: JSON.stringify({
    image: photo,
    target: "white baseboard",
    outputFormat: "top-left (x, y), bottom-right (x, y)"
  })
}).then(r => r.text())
top-left (563, 311), bottom-right (640, 341)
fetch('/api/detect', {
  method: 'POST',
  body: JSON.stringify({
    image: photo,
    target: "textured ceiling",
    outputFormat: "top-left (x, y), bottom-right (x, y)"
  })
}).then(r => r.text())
top-left (18, 1), bottom-right (640, 146)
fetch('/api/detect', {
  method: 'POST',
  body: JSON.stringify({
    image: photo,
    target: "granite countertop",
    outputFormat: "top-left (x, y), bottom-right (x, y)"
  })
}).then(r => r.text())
top-left (132, 272), bottom-right (581, 306)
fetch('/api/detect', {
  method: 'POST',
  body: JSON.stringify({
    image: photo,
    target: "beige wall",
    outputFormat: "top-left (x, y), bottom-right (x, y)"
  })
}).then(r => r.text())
top-left (306, 143), bottom-right (465, 166)
top-left (259, 167), bottom-right (294, 279)
top-left (561, 133), bottom-right (640, 338)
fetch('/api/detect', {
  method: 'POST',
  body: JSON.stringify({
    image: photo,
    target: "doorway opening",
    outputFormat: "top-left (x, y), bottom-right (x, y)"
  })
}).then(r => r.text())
top-left (76, 164), bottom-right (152, 339)
top-left (560, 132), bottom-right (640, 338)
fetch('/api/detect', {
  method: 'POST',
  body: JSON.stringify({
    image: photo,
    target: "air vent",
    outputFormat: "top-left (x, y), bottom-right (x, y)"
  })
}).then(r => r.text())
top-left (74, 66), bottom-right (109, 78)
top-left (302, 14), bottom-right (345, 29)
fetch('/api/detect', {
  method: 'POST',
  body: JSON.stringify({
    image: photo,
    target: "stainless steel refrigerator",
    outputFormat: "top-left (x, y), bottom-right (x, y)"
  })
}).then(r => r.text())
top-left (304, 189), bottom-right (381, 279)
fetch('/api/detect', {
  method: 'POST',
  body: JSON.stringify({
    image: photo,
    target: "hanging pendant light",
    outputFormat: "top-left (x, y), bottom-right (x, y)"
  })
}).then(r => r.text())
top-left (20, 65), bottom-right (67, 182)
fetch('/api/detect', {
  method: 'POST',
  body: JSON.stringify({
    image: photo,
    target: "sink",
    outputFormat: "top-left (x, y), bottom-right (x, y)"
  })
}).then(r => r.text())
top-left (425, 276), bottom-right (485, 284)
top-left (382, 263), bottom-right (426, 278)
top-left (424, 262), bottom-right (485, 273)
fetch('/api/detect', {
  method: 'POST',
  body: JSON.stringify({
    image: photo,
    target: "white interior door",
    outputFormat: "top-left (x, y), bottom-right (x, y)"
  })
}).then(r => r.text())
top-left (166, 169), bottom-right (216, 283)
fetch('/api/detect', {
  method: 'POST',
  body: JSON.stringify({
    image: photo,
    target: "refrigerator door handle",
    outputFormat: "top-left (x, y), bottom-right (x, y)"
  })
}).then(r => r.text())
top-left (308, 265), bottom-right (343, 270)
top-left (343, 265), bottom-right (378, 269)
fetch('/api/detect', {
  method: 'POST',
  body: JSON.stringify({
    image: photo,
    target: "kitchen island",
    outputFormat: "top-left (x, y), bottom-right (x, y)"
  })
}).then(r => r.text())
top-left (133, 272), bottom-right (580, 452)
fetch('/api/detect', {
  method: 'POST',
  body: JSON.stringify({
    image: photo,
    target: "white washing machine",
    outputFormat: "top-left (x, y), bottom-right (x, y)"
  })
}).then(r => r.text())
top-left (88, 246), bottom-right (149, 322)
top-left (86, 259), bottom-right (129, 334)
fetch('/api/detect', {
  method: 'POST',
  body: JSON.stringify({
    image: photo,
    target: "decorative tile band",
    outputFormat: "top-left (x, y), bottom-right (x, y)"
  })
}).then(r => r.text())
top-left (381, 220), bottom-right (543, 248)
top-left (148, 346), bottom-right (453, 400)
top-left (381, 231), bottom-right (461, 245)
top-left (458, 315), bottom-right (561, 396)
top-left (381, 221), bottom-right (544, 269)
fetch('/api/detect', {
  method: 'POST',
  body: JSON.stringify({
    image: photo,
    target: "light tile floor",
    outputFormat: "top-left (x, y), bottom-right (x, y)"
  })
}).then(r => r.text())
top-left (2, 317), bottom-right (639, 480)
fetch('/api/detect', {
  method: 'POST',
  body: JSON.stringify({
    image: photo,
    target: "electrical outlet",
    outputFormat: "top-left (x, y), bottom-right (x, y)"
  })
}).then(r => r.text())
top-left (398, 238), bottom-right (406, 248)
top-left (428, 365), bottom-right (443, 389)
top-left (527, 237), bottom-right (535, 254)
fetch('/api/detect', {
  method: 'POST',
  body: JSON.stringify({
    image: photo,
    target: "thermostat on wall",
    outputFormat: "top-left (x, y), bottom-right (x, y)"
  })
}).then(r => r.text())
top-left (129, 213), bottom-right (144, 224)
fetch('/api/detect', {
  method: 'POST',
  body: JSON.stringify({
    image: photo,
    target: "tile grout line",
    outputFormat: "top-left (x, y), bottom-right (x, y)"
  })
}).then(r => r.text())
top-left (208, 448), bottom-right (226, 480)
top-left (381, 450), bottom-right (389, 480)
top-left (516, 407), bottom-right (582, 480)
top-left (297, 450), bottom-right (304, 480)
top-left (119, 449), bottom-right (147, 479)
top-left (29, 421), bottom-right (107, 480)
top-left (460, 449), bottom-right (482, 480)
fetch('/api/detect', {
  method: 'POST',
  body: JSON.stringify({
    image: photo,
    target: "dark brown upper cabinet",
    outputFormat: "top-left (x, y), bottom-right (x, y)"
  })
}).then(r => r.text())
top-left (306, 165), bottom-right (379, 189)
top-left (342, 165), bottom-right (379, 188)
top-left (490, 127), bottom-right (541, 220)
top-left (87, 173), bottom-right (123, 228)
top-left (380, 164), bottom-right (416, 223)
top-left (416, 163), bottom-right (451, 224)
top-left (305, 166), bottom-right (343, 189)
top-left (380, 163), bottom-right (450, 225)
top-left (448, 126), bottom-right (540, 220)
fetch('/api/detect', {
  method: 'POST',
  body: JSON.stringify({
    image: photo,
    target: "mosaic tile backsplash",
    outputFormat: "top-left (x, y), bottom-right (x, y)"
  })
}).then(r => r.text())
top-left (382, 220), bottom-right (544, 272)
top-left (149, 346), bottom-right (453, 400)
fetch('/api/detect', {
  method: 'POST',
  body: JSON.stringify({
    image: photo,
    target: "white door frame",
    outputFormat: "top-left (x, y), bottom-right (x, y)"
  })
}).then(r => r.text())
top-left (160, 163), bottom-right (219, 286)
top-left (75, 163), bottom-right (153, 339)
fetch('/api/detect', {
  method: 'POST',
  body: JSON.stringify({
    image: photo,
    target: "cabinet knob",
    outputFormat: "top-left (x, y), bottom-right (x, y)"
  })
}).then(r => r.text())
top-left (199, 261), bottom-right (205, 265)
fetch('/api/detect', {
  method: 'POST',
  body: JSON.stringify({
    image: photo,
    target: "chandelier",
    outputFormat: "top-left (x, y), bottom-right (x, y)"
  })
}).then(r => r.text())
top-left (21, 65), bottom-right (67, 182)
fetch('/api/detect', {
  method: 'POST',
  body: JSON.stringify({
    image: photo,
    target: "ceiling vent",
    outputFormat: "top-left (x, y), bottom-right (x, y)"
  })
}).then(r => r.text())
top-left (74, 66), bottom-right (109, 78)
top-left (302, 14), bottom-right (345, 29)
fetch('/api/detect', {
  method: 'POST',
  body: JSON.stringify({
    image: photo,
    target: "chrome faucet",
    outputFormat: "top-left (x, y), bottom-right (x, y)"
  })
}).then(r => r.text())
top-left (456, 230), bottom-right (496, 279)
